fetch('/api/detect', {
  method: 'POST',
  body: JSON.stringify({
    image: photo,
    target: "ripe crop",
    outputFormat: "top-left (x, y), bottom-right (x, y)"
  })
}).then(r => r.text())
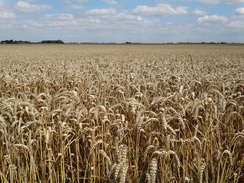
top-left (0, 44), bottom-right (243, 182)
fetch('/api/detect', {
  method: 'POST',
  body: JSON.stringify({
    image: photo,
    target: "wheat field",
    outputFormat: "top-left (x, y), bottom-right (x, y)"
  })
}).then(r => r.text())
top-left (0, 44), bottom-right (243, 183)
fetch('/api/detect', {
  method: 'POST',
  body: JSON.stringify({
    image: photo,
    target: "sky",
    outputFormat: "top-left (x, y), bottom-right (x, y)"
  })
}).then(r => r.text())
top-left (0, 0), bottom-right (244, 43)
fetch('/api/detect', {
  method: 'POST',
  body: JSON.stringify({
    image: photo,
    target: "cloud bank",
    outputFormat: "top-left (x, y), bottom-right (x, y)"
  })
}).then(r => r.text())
top-left (197, 15), bottom-right (228, 25)
top-left (133, 4), bottom-right (188, 16)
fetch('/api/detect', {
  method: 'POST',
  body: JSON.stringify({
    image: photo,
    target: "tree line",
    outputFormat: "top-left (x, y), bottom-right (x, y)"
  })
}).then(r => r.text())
top-left (0, 40), bottom-right (239, 44)
top-left (0, 40), bottom-right (64, 44)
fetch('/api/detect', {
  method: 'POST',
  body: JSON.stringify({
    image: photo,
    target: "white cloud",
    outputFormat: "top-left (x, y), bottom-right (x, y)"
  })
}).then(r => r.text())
top-left (116, 12), bottom-right (144, 21)
top-left (225, 0), bottom-right (244, 3)
top-left (198, 0), bottom-right (222, 4)
top-left (44, 14), bottom-right (75, 21)
top-left (14, 1), bottom-right (52, 12)
top-left (70, 4), bottom-right (84, 9)
top-left (102, 0), bottom-right (118, 5)
top-left (228, 20), bottom-right (244, 28)
top-left (15, 11), bottom-right (149, 32)
top-left (76, 0), bottom-right (89, 2)
top-left (25, 0), bottom-right (41, 2)
top-left (0, 10), bottom-right (16, 19)
top-left (132, 3), bottom-right (188, 16)
top-left (193, 9), bottom-right (207, 15)
top-left (197, 0), bottom-right (244, 4)
top-left (197, 15), bottom-right (228, 25)
top-left (0, 2), bottom-right (16, 19)
top-left (171, 0), bottom-right (244, 4)
top-left (37, 13), bottom-right (81, 28)
top-left (209, 0), bottom-right (244, 3)
top-left (62, 0), bottom-right (88, 9)
top-left (235, 8), bottom-right (244, 15)
top-left (62, 0), bottom-right (89, 3)
top-left (85, 8), bottom-right (117, 15)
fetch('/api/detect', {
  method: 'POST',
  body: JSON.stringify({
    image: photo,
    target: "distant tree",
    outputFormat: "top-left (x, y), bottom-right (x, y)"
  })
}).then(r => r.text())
top-left (41, 40), bottom-right (64, 44)
top-left (2, 40), bottom-right (14, 44)
top-left (56, 40), bottom-right (64, 44)
top-left (1, 39), bottom-right (32, 44)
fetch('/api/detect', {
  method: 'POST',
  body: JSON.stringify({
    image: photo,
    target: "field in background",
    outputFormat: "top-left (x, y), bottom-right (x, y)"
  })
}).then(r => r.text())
top-left (0, 44), bottom-right (243, 182)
